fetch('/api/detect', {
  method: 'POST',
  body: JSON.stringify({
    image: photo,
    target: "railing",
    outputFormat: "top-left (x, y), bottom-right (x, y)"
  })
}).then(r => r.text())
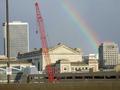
top-left (26, 71), bottom-right (120, 83)
top-left (0, 71), bottom-right (119, 84)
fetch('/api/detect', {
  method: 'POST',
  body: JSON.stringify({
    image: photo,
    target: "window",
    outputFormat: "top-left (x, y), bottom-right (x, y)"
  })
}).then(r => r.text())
top-left (78, 68), bottom-right (81, 71)
top-left (82, 67), bottom-right (84, 70)
top-left (64, 67), bottom-right (67, 70)
top-left (75, 67), bottom-right (77, 71)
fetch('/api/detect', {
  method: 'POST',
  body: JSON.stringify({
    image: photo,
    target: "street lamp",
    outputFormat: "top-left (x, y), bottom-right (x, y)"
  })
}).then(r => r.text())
top-left (6, 0), bottom-right (10, 84)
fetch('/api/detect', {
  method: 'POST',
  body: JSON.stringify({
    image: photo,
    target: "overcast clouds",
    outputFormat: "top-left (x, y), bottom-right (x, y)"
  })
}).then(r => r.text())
top-left (0, 0), bottom-right (120, 54)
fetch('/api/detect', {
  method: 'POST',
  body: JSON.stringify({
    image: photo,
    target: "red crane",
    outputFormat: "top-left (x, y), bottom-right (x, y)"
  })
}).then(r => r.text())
top-left (35, 1), bottom-right (54, 82)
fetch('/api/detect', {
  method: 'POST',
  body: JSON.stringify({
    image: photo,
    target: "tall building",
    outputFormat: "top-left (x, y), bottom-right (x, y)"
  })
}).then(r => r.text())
top-left (3, 21), bottom-right (29, 58)
top-left (99, 42), bottom-right (119, 69)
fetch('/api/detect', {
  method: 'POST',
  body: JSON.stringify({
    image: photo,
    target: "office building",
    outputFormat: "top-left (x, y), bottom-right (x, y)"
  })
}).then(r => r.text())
top-left (99, 42), bottom-right (119, 69)
top-left (3, 21), bottom-right (29, 58)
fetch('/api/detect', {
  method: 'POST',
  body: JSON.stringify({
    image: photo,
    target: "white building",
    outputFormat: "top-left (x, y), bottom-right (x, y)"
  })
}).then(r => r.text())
top-left (55, 60), bottom-right (71, 73)
top-left (99, 42), bottom-right (119, 69)
top-left (3, 21), bottom-right (29, 58)
top-left (0, 55), bottom-right (32, 75)
top-left (52, 54), bottom-right (99, 74)
top-left (18, 43), bottom-right (99, 73)
top-left (17, 43), bottom-right (82, 72)
top-left (0, 60), bottom-right (32, 83)
top-left (88, 54), bottom-right (99, 72)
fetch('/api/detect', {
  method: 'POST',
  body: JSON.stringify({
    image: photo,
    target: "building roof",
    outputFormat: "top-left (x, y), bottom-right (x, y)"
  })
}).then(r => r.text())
top-left (49, 43), bottom-right (81, 54)
top-left (0, 55), bottom-right (16, 61)
top-left (0, 55), bottom-right (7, 60)
top-left (17, 43), bottom-right (82, 58)
top-left (0, 60), bottom-right (32, 64)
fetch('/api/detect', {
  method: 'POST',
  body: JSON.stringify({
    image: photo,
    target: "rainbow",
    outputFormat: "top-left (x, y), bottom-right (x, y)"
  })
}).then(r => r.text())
top-left (59, 0), bottom-right (99, 53)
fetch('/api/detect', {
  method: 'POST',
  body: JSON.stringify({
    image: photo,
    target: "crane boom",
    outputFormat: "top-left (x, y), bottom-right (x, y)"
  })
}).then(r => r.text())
top-left (35, 1), bottom-right (54, 82)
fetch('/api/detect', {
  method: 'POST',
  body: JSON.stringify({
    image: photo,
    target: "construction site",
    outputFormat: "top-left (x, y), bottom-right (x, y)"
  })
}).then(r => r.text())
top-left (0, 0), bottom-right (120, 90)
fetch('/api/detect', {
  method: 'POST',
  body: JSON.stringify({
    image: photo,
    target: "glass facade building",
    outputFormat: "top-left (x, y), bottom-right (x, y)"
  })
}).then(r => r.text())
top-left (3, 21), bottom-right (29, 58)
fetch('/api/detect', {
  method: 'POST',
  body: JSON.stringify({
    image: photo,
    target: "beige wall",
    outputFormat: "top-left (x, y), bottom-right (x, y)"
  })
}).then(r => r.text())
top-left (89, 59), bottom-right (99, 72)
top-left (54, 60), bottom-right (98, 73)
top-left (115, 64), bottom-right (120, 72)
top-left (42, 45), bottom-right (82, 70)
top-left (60, 62), bottom-right (71, 73)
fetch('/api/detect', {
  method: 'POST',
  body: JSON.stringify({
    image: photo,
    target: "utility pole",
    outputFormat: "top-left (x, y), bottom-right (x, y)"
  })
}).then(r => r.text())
top-left (6, 0), bottom-right (10, 84)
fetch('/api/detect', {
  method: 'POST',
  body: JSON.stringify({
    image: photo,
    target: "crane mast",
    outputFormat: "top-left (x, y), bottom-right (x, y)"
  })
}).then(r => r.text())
top-left (35, 1), bottom-right (54, 82)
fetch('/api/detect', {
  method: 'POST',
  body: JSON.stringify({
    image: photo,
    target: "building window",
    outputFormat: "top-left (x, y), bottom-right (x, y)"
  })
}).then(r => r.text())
top-left (75, 67), bottom-right (77, 71)
top-left (78, 68), bottom-right (81, 71)
top-left (82, 67), bottom-right (84, 70)
top-left (64, 67), bottom-right (67, 70)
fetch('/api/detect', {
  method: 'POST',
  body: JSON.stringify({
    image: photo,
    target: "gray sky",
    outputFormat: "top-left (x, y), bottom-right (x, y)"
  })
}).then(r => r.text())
top-left (0, 0), bottom-right (120, 55)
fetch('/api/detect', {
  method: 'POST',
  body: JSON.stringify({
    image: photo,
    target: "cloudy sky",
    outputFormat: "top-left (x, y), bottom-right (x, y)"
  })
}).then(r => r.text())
top-left (0, 0), bottom-right (120, 55)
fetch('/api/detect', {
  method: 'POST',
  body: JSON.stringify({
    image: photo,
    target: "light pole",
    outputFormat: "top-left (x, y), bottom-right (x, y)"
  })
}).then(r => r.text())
top-left (6, 0), bottom-right (10, 84)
